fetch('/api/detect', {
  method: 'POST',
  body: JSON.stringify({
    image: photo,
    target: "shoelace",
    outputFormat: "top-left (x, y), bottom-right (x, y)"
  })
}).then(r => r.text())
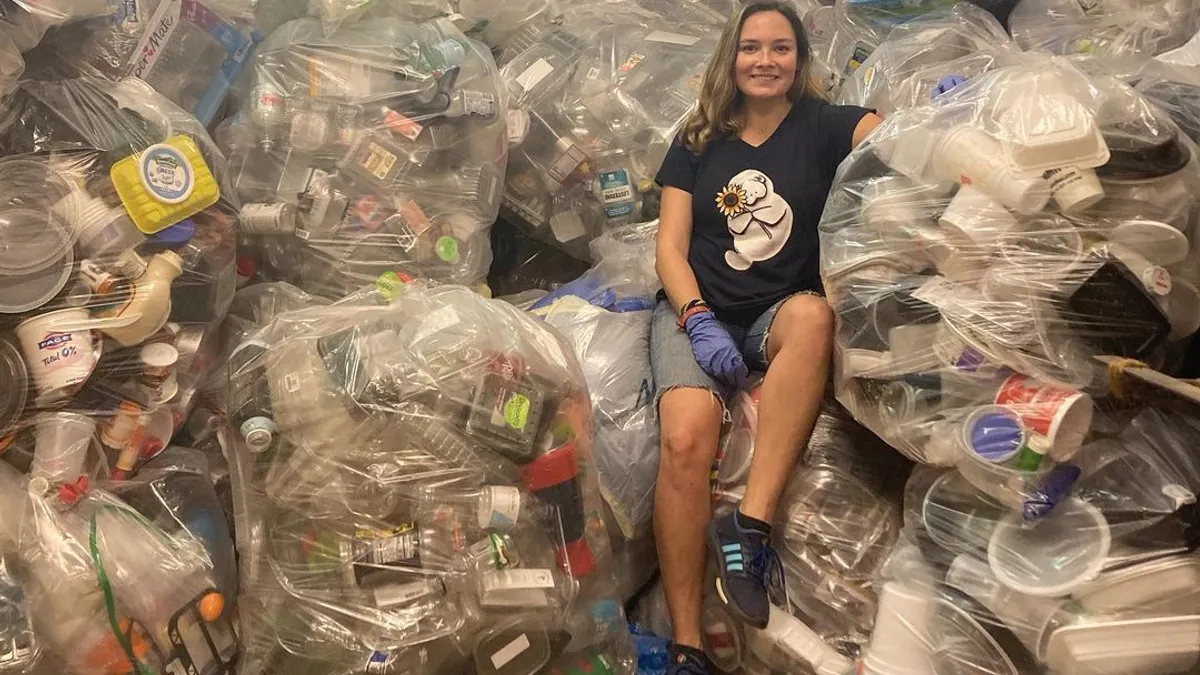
top-left (670, 653), bottom-right (709, 675)
top-left (745, 537), bottom-right (790, 609)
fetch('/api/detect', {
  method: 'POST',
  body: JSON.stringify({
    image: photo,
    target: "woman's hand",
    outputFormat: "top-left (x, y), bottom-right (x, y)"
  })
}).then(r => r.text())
top-left (684, 312), bottom-right (749, 388)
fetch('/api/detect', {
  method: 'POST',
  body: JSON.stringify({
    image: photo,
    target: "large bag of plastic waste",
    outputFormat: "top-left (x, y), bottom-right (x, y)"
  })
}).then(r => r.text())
top-left (227, 282), bottom-right (637, 675)
top-left (837, 3), bottom-right (1022, 117)
top-left (0, 75), bottom-right (236, 487)
top-left (0, 461), bottom-right (239, 675)
top-left (498, 2), bottom-right (722, 260)
top-left (219, 15), bottom-right (507, 300)
top-left (1009, 0), bottom-right (1200, 60)
top-left (820, 56), bottom-right (1200, 468)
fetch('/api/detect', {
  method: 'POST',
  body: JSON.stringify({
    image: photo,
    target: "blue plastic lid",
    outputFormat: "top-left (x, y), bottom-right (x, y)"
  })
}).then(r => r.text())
top-left (148, 218), bottom-right (196, 248)
top-left (970, 410), bottom-right (1024, 461)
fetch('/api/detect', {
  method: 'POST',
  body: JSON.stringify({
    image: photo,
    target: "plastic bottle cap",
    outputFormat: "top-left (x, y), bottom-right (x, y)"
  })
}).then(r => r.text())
top-left (198, 591), bottom-right (225, 621)
top-left (149, 218), bottom-right (195, 248)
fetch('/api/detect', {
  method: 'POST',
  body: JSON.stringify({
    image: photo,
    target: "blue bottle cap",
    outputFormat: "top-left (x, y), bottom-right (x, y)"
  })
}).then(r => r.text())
top-left (969, 410), bottom-right (1024, 462)
top-left (148, 218), bottom-right (196, 248)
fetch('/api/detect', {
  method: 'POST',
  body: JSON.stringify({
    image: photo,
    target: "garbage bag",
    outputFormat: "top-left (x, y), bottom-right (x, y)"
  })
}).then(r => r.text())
top-left (228, 282), bottom-right (637, 675)
top-left (1009, 0), bottom-right (1200, 59)
top-left (220, 15), bottom-right (507, 299)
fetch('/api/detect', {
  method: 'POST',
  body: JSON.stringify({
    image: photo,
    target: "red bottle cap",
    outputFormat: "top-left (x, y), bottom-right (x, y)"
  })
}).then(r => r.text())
top-left (522, 442), bottom-right (578, 492)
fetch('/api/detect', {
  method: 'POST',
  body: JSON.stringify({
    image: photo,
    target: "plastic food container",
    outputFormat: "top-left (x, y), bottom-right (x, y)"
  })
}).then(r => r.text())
top-left (987, 497), bottom-right (1111, 597)
top-left (110, 135), bottom-right (221, 234)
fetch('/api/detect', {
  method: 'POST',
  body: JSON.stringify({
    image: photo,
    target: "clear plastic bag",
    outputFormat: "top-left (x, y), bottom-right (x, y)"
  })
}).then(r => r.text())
top-left (219, 14), bottom-right (508, 298)
top-left (228, 281), bottom-right (637, 674)
top-left (1009, 0), bottom-right (1200, 59)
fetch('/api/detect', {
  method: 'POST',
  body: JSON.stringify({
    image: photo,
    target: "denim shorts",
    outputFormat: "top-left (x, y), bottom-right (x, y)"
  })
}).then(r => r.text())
top-left (650, 292), bottom-right (821, 411)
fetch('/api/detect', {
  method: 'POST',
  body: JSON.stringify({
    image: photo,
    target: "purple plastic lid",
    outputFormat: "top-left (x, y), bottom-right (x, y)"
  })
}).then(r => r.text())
top-left (148, 218), bottom-right (196, 248)
top-left (970, 410), bottom-right (1024, 461)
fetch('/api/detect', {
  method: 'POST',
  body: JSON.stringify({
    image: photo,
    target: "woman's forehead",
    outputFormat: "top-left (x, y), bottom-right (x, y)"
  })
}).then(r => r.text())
top-left (739, 11), bottom-right (795, 41)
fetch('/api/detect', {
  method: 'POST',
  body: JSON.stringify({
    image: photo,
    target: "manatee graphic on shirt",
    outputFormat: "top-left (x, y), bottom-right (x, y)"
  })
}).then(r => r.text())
top-left (714, 169), bottom-right (794, 271)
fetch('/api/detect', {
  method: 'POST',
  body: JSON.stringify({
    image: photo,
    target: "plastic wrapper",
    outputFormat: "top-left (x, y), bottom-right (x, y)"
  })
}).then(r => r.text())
top-left (837, 3), bottom-right (1023, 117)
top-left (0, 461), bottom-right (237, 675)
top-left (227, 282), bottom-right (637, 675)
top-left (497, 3), bottom-right (723, 260)
top-left (219, 15), bottom-right (507, 299)
top-left (1009, 0), bottom-right (1200, 59)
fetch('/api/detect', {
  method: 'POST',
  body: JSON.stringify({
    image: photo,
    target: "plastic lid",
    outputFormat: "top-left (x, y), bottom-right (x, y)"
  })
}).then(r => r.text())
top-left (149, 218), bottom-right (195, 248)
top-left (0, 208), bottom-right (73, 274)
top-left (1043, 615), bottom-right (1200, 675)
top-left (987, 497), bottom-right (1111, 597)
top-left (964, 406), bottom-right (1025, 462)
top-left (1108, 220), bottom-right (1188, 267)
top-left (0, 339), bottom-right (27, 436)
top-left (140, 342), bottom-right (179, 368)
top-left (0, 248), bottom-right (74, 314)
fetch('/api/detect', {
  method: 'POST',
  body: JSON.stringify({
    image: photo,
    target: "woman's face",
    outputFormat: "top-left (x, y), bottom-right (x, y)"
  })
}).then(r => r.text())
top-left (735, 10), bottom-right (799, 102)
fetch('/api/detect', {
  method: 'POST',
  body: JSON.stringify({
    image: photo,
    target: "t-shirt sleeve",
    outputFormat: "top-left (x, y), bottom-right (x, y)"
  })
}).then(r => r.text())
top-left (817, 103), bottom-right (874, 180)
top-left (655, 137), bottom-right (701, 193)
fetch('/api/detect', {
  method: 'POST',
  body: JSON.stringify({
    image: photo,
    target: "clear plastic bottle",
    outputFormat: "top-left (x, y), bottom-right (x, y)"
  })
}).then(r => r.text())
top-left (591, 150), bottom-right (641, 231)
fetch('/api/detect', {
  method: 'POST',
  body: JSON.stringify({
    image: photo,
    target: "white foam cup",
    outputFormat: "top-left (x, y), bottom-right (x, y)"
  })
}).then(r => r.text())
top-left (16, 307), bottom-right (97, 405)
top-left (938, 186), bottom-right (1021, 251)
top-left (930, 126), bottom-right (1051, 215)
top-left (861, 582), bottom-right (936, 675)
top-left (1045, 165), bottom-right (1104, 213)
top-left (32, 411), bottom-right (95, 485)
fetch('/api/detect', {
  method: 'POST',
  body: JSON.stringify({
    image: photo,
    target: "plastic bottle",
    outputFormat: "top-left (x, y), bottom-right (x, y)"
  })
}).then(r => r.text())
top-left (97, 250), bottom-right (183, 346)
top-left (591, 150), bottom-right (641, 230)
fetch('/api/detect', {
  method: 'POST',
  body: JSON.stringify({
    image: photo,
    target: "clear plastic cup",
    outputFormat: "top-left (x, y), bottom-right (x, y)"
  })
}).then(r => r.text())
top-left (31, 411), bottom-right (95, 485)
top-left (987, 497), bottom-right (1111, 597)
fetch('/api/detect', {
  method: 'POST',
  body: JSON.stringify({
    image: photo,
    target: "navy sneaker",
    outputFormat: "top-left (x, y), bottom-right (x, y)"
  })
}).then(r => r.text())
top-left (707, 508), bottom-right (784, 629)
top-left (667, 644), bottom-right (710, 675)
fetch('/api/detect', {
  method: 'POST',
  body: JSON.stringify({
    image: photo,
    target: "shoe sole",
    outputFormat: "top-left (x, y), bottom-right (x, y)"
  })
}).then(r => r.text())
top-left (707, 521), bottom-right (769, 630)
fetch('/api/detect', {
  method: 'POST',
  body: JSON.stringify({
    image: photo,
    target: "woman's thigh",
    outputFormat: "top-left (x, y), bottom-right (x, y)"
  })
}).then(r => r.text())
top-left (650, 299), bottom-right (726, 467)
top-left (743, 291), bottom-right (834, 369)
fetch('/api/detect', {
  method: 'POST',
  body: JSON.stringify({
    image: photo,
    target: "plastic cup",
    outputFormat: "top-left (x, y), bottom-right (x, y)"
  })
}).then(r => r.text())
top-left (1045, 166), bottom-right (1104, 213)
top-left (944, 553), bottom-right (1066, 657)
top-left (921, 471), bottom-right (1007, 557)
top-left (15, 307), bottom-right (97, 406)
top-left (994, 374), bottom-right (1092, 462)
top-left (861, 582), bottom-right (936, 675)
top-left (929, 126), bottom-right (1051, 215)
top-left (988, 497), bottom-right (1111, 597)
top-left (956, 429), bottom-right (1052, 509)
top-left (31, 411), bottom-right (95, 485)
top-left (938, 186), bottom-right (1021, 250)
top-left (702, 597), bottom-right (744, 673)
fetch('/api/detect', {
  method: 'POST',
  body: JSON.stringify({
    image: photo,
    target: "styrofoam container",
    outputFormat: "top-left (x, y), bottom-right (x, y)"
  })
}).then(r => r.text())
top-left (1042, 615), bottom-right (1200, 675)
top-left (1074, 555), bottom-right (1200, 614)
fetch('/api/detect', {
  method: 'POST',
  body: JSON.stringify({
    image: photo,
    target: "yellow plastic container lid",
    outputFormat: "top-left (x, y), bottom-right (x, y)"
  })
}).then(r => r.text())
top-left (110, 135), bottom-right (220, 234)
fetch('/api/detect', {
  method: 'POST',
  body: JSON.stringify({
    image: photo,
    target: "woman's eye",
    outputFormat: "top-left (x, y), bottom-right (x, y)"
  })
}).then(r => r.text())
top-left (740, 45), bottom-right (757, 53)
top-left (774, 45), bottom-right (791, 53)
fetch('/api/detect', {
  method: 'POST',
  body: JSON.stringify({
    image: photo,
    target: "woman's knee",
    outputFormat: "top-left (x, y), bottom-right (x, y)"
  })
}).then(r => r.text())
top-left (658, 389), bottom-right (723, 484)
top-left (772, 296), bottom-right (834, 348)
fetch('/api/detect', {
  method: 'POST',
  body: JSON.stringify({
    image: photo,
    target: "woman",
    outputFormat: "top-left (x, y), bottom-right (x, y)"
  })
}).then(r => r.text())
top-left (651, 3), bottom-right (881, 672)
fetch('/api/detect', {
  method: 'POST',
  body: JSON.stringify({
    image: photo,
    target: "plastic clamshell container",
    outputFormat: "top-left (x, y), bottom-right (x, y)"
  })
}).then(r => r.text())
top-left (1042, 614), bottom-right (1200, 675)
top-left (999, 92), bottom-right (1110, 178)
top-left (1074, 555), bottom-right (1200, 614)
top-left (110, 135), bottom-right (220, 234)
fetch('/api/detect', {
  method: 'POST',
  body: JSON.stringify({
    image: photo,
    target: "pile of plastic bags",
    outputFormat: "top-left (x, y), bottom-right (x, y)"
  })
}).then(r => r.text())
top-left (0, 74), bottom-right (240, 673)
top-left (227, 281), bottom-right (638, 675)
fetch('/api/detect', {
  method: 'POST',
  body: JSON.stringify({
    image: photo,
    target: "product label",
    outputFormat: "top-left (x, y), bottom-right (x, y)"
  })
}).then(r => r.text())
top-left (139, 144), bottom-right (194, 204)
top-left (373, 580), bottom-right (438, 609)
top-left (490, 633), bottom-right (532, 670)
top-left (600, 169), bottom-right (635, 219)
top-left (358, 142), bottom-right (399, 182)
top-left (435, 236), bottom-right (460, 263)
top-left (645, 30), bottom-right (701, 46)
top-left (492, 389), bottom-right (531, 431)
top-left (995, 375), bottom-right (1080, 439)
top-left (548, 144), bottom-right (587, 183)
top-left (353, 523), bottom-right (422, 581)
top-left (462, 90), bottom-right (497, 117)
top-left (846, 41), bottom-right (872, 75)
top-left (127, 0), bottom-right (180, 79)
top-left (399, 200), bottom-right (431, 235)
top-left (481, 569), bottom-right (556, 592)
top-left (375, 271), bottom-right (412, 301)
top-left (515, 58), bottom-right (554, 93)
top-left (365, 651), bottom-right (394, 675)
top-left (35, 331), bottom-right (84, 370)
top-left (384, 108), bottom-right (424, 141)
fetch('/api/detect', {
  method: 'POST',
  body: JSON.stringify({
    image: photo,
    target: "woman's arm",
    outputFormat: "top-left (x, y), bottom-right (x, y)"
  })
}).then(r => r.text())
top-left (655, 186), bottom-right (705, 314)
top-left (852, 112), bottom-right (884, 148)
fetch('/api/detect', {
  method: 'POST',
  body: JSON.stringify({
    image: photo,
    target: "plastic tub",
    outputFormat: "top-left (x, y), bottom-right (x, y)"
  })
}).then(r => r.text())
top-left (955, 424), bottom-right (1051, 509)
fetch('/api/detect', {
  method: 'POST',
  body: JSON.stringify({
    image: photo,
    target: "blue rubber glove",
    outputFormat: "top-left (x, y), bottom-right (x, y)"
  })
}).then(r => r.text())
top-left (933, 74), bottom-right (969, 99)
top-left (530, 273), bottom-right (606, 310)
top-left (684, 311), bottom-right (749, 389)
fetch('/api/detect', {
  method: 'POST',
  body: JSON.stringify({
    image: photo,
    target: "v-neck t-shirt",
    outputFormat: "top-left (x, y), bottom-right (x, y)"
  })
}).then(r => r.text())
top-left (655, 97), bottom-right (872, 327)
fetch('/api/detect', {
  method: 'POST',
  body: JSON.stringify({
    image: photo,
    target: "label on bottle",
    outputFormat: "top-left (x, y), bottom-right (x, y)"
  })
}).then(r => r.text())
top-left (461, 90), bottom-right (497, 117)
top-left (600, 169), bottom-right (635, 219)
top-left (491, 389), bottom-right (531, 431)
top-left (845, 41), bottom-right (872, 75)
top-left (481, 569), bottom-right (556, 592)
top-left (645, 30), bottom-right (700, 46)
top-left (548, 144), bottom-right (587, 184)
top-left (373, 579), bottom-right (439, 609)
top-left (357, 142), bottom-right (399, 182)
top-left (480, 486), bottom-right (522, 529)
top-left (515, 58), bottom-right (554, 92)
top-left (490, 633), bottom-right (532, 670)
top-left (138, 143), bottom-right (195, 205)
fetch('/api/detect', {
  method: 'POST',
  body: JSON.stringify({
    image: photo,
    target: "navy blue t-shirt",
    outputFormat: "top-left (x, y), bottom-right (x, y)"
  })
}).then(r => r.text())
top-left (656, 97), bottom-right (871, 327)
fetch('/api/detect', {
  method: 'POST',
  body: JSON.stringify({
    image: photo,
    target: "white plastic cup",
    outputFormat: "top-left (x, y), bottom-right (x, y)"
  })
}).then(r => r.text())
top-left (994, 374), bottom-right (1093, 462)
top-left (929, 126), bottom-right (1051, 215)
top-left (1045, 165), bottom-right (1103, 213)
top-left (32, 411), bottom-right (95, 485)
top-left (938, 186), bottom-right (1021, 250)
top-left (16, 308), bottom-right (97, 405)
top-left (139, 342), bottom-right (179, 403)
top-left (861, 582), bottom-right (936, 675)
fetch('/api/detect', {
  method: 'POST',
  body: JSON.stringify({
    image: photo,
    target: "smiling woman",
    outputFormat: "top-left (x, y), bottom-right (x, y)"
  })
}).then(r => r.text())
top-left (647, 2), bottom-right (883, 673)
